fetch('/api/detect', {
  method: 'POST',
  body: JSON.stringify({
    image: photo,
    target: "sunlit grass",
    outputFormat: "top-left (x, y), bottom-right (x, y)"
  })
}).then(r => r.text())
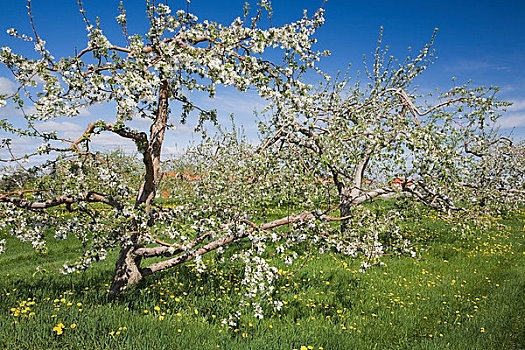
top-left (0, 206), bottom-right (523, 349)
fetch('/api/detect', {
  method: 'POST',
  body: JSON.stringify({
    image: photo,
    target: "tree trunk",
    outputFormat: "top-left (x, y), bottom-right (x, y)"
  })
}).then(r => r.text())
top-left (339, 187), bottom-right (353, 233)
top-left (108, 243), bottom-right (143, 297)
top-left (339, 154), bottom-right (370, 233)
top-left (109, 80), bottom-right (170, 296)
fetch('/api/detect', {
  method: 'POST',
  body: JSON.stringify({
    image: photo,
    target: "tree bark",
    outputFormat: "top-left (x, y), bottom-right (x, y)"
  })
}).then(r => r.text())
top-left (108, 244), bottom-right (143, 297)
top-left (135, 80), bottom-right (170, 212)
top-left (109, 80), bottom-right (170, 296)
top-left (338, 152), bottom-right (371, 233)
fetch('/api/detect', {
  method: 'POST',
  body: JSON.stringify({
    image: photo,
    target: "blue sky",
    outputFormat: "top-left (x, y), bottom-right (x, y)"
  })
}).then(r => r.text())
top-left (1, 0), bottom-right (524, 160)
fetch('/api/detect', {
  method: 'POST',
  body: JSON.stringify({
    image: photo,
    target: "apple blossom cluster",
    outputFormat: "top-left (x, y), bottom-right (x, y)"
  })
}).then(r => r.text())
top-left (0, 155), bottom-right (140, 273)
top-left (257, 27), bottom-right (520, 228)
top-left (0, 1), bottom-right (326, 144)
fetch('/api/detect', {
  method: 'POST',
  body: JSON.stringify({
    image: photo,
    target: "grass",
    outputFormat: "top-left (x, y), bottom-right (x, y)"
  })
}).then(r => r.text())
top-left (0, 207), bottom-right (523, 349)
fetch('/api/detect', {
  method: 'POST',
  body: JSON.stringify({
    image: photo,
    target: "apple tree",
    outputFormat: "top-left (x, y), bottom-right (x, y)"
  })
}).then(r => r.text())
top-left (0, 0), bottom-right (331, 304)
top-left (258, 28), bottom-right (524, 235)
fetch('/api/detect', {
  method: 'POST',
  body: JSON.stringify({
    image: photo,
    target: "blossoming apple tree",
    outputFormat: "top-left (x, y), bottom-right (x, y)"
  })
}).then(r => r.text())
top-left (259, 28), bottom-right (524, 234)
top-left (0, 0), bottom-right (334, 301)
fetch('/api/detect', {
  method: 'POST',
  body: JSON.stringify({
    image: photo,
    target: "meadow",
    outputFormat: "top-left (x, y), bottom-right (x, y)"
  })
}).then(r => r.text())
top-left (0, 204), bottom-right (523, 349)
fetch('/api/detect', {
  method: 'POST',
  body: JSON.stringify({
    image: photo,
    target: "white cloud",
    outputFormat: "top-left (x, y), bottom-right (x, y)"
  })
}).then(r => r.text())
top-left (507, 99), bottom-right (525, 112)
top-left (495, 98), bottom-right (525, 129)
top-left (35, 120), bottom-right (85, 140)
top-left (0, 136), bottom-right (42, 166)
top-left (190, 88), bottom-right (269, 124)
top-left (495, 113), bottom-right (525, 128)
top-left (36, 120), bottom-right (83, 132)
top-left (0, 77), bottom-right (16, 95)
top-left (78, 107), bottom-right (92, 117)
top-left (212, 93), bottom-right (269, 115)
top-left (89, 133), bottom-right (137, 153)
top-left (172, 123), bottom-right (194, 136)
top-left (445, 59), bottom-right (510, 73)
top-left (163, 145), bottom-right (186, 156)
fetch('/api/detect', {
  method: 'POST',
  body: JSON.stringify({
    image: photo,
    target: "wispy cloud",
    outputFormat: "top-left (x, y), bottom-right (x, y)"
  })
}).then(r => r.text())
top-left (496, 113), bottom-right (525, 128)
top-left (172, 123), bottom-right (194, 136)
top-left (444, 58), bottom-right (511, 74)
top-left (36, 120), bottom-right (84, 137)
top-left (163, 145), bottom-right (186, 157)
top-left (213, 92), bottom-right (269, 115)
top-left (496, 98), bottom-right (525, 129)
top-left (507, 98), bottom-right (525, 112)
top-left (0, 77), bottom-right (16, 95)
top-left (191, 88), bottom-right (268, 121)
top-left (89, 133), bottom-right (138, 153)
top-left (0, 136), bottom-right (41, 164)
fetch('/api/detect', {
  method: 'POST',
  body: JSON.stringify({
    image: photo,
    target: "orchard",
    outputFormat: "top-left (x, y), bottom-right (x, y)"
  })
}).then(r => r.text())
top-left (0, 1), bottom-right (523, 349)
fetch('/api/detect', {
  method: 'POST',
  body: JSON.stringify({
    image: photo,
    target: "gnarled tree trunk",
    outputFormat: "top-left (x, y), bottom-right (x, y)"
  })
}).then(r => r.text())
top-left (109, 80), bottom-right (170, 296)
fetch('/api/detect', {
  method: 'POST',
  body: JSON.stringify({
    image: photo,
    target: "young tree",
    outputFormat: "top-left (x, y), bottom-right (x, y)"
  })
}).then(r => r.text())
top-left (0, 0), bottom-right (330, 300)
top-left (460, 136), bottom-right (525, 211)
top-left (260, 29), bottom-right (524, 230)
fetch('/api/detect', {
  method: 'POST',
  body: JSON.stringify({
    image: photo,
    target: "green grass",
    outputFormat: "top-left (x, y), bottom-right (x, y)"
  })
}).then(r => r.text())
top-left (0, 208), bottom-right (523, 349)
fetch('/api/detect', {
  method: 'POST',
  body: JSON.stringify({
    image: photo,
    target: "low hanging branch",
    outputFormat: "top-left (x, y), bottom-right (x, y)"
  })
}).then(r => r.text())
top-left (139, 211), bottom-right (347, 259)
top-left (0, 191), bottom-right (122, 210)
top-left (140, 211), bottom-right (348, 276)
top-left (46, 121), bottom-right (149, 154)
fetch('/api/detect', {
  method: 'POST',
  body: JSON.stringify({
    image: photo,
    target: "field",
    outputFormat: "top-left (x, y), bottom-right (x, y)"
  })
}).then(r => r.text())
top-left (0, 205), bottom-right (524, 350)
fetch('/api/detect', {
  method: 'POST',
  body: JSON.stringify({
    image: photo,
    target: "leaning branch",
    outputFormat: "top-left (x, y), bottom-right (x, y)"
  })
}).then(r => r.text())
top-left (48, 121), bottom-right (148, 154)
top-left (350, 187), bottom-right (395, 206)
top-left (0, 191), bottom-right (122, 210)
top-left (138, 211), bottom-right (348, 275)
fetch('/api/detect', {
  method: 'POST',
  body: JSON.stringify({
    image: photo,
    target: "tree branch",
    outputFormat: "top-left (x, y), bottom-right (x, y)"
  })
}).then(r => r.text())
top-left (0, 191), bottom-right (122, 210)
top-left (137, 211), bottom-right (348, 273)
